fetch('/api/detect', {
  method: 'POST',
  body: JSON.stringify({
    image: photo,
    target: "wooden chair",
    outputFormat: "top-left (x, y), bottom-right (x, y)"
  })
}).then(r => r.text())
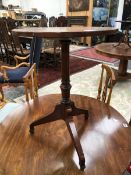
top-left (0, 55), bottom-right (38, 102)
top-left (97, 64), bottom-right (116, 105)
top-left (49, 16), bottom-right (57, 27)
top-left (39, 16), bottom-right (48, 27)
top-left (0, 18), bottom-right (30, 64)
top-left (56, 16), bottom-right (68, 27)
top-left (42, 16), bottom-right (61, 67)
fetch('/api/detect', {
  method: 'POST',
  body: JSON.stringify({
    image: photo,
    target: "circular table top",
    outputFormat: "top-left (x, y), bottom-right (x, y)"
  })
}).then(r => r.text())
top-left (95, 43), bottom-right (131, 60)
top-left (0, 94), bottom-right (130, 175)
top-left (12, 26), bottom-right (118, 38)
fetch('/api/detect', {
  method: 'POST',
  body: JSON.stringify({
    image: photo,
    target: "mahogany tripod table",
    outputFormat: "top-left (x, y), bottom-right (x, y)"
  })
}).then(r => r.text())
top-left (96, 43), bottom-right (131, 81)
top-left (12, 26), bottom-right (117, 170)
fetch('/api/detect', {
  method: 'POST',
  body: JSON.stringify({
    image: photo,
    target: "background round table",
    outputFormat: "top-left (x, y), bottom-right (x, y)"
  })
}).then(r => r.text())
top-left (96, 42), bottom-right (131, 81)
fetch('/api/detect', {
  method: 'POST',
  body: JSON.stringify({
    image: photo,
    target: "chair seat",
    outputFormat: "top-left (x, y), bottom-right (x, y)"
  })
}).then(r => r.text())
top-left (0, 67), bottom-right (30, 83)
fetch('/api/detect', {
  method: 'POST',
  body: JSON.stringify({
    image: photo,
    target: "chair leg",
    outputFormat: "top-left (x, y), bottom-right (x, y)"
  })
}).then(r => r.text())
top-left (129, 118), bottom-right (131, 126)
top-left (0, 86), bottom-right (4, 102)
top-left (24, 81), bottom-right (29, 102)
top-left (34, 69), bottom-right (38, 97)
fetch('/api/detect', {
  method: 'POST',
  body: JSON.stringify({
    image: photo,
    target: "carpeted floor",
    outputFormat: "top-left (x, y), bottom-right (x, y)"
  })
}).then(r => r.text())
top-left (38, 56), bottom-right (99, 87)
top-left (70, 47), bottom-right (118, 64)
top-left (15, 64), bottom-right (131, 124)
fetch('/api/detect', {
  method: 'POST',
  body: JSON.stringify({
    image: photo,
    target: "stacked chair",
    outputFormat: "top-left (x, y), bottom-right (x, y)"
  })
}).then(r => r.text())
top-left (0, 18), bottom-right (38, 102)
top-left (42, 16), bottom-right (68, 68)
top-left (0, 18), bottom-right (30, 64)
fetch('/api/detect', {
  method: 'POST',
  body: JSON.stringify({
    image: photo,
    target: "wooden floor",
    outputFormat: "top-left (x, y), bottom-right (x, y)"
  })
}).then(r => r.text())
top-left (0, 94), bottom-right (130, 175)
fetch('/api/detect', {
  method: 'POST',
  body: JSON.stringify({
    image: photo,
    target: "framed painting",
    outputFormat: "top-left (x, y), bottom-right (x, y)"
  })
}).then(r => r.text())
top-left (122, 0), bottom-right (131, 20)
top-left (69, 0), bottom-right (89, 12)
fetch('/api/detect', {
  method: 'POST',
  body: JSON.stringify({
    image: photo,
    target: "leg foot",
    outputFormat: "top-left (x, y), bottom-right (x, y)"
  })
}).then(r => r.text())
top-left (80, 159), bottom-right (86, 171)
top-left (65, 119), bottom-right (86, 170)
top-left (29, 125), bottom-right (34, 134)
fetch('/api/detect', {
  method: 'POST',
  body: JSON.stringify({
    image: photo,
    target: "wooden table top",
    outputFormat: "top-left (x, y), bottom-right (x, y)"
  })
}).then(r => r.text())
top-left (12, 26), bottom-right (117, 38)
top-left (95, 43), bottom-right (131, 60)
top-left (0, 94), bottom-right (130, 175)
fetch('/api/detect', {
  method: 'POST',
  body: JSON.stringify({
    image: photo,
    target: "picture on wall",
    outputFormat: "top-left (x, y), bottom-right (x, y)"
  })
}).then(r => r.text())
top-left (122, 0), bottom-right (131, 20)
top-left (93, 0), bottom-right (110, 25)
top-left (69, 0), bottom-right (89, 12)
top-left (108, 0), bottom-right (119, 27)
top-left (109, 0), bottom-right (119, 17)
top-left (122, 0), bottom-right (131, 29)
top-left (93, 0), bottom-right (109, 8)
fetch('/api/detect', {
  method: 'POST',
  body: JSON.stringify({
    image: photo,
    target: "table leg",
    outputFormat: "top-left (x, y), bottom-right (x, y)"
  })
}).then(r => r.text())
top-left (29, 39), bottom-right (89, 170)
top-left (113, 59), bottom-right (131, 80)
top-left (118, 59), bottom-right (128, 76)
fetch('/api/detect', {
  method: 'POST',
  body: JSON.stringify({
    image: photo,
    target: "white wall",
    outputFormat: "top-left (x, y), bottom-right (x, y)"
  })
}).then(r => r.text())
top-left (2, 0), bottom-right (124, 28)
top-left (2, 0), bottom-right (66, 18)
top-left (116, 0), bottom-right (124, 29)
top-left (2, 0), bottom-right (21, 6)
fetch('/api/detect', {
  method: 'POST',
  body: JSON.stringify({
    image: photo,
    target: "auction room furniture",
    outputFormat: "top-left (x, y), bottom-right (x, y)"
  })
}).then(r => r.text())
top-left (15, 18), bottom-right (42, 27)
top-left (24, 11), bottom-right (46, 19)
top-left (0, 18), bottom-right (30, 64)
top-left (0, 55), bottom-right (38, 102)
top-left (95, 43), bottom-right (131, 81)
top-left (12, 26), bottom-right (117, 170)
top-left (115, 20), bottom-right (131, 48)
top-left (0, 94), bottom-right (130, 175)
top-left (97, 64), bottom-right (116, 105)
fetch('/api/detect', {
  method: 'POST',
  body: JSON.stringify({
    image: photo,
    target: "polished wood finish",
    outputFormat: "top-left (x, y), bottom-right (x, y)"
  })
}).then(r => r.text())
top-left (12, 27), bottom-right (117, 38)
top-left (0, 94), bottom-right (130, 175)
top-left (97, 64), bottom-right (116, 105)
top-left (96, 43), bottom-right (131, 81)
top-left (12, 27), bottom-right (117, 170)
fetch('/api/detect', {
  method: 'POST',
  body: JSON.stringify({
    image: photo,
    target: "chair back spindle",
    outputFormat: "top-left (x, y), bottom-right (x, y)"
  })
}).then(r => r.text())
top-left (97, 64), bottom-right (116, 105)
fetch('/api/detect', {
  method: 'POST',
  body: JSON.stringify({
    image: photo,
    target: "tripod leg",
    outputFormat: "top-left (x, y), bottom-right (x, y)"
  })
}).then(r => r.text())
top-left (65, 118), bottom-right (85, 171)
top-left (30, 104), bottom-right (62, 134)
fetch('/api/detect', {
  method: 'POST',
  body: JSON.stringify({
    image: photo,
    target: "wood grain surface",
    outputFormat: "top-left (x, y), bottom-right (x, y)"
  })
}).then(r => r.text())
top-left (0, 94), bottom-right (130, 175)
top-left (12, 27), bottom-right (117, 38)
